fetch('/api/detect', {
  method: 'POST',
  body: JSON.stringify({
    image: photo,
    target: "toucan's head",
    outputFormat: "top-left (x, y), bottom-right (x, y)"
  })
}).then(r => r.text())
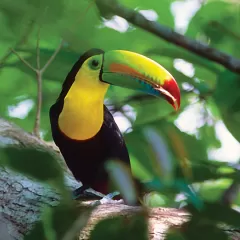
top-left (62, 49), bottom-right (180, 110)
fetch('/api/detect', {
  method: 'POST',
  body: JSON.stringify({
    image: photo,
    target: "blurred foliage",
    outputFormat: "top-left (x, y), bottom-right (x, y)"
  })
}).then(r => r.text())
top-left (25, 203), bottom-right (93, 240)
top-left (0, 0), bottom-right (240, 239)
top-left (0, 146), bottom-right (64, 186)
top-left (90, 213), bottom-right (148, 240)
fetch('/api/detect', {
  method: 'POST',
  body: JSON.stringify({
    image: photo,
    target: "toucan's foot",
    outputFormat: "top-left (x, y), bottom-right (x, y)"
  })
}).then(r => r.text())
top-left (91, 191), bottom-right (124, 206)
top-left (72, 186), bottom-right (87, 200)
top-left (73, 186), bottom-right (111, 200)
top-left (72, 186), bottom-right (85, 199)
top-left (72, 187), bottom-right (123, 205)
top-left (103, 191), bottom-right (120, 199)
top-left (72, 186), bottom-right (102, 200)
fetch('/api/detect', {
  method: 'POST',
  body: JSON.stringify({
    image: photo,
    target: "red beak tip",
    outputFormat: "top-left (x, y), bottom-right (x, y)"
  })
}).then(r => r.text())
top-left (171, 99), bottom-right (179, 111)
top-left (162, 78), bottom-right (181, 111)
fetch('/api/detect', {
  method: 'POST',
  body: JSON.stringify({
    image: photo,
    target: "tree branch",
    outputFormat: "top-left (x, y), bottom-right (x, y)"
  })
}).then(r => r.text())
top-left (32, 39), bottom-right (63, 137)
top-left (97, 0), bottom-right (240, 74)
top-left (10, 48), bottom-right (37, 72)
top-left (33, 27), bottom-right (43, 138)
top-left (11, 34), bottom-right (63, 138)
top-left (40, 40), bottom-right (64, 74)
top-left (36, 27), bottom-right (41, 70)
top-left (33, 71), bottom-right (42, 138)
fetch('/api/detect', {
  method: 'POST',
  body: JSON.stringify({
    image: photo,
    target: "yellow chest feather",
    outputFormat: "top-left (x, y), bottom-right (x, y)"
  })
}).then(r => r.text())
top-left (58, 68), bottom-right (109, 140)
top-left (59, 95), bottom-right (104, 140)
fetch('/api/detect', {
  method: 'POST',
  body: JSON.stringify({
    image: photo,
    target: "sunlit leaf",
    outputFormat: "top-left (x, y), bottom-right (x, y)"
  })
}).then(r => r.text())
top-left (0, 146), bottom-right (64, 188)
top-left (106, 160), bottom-right (138, 205)
top-left (143, 127), bottom-right (174, 182)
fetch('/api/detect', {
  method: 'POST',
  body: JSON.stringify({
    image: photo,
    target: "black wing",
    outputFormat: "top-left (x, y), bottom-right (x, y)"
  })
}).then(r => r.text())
top-left (102, 105), bottom-right (130, 165)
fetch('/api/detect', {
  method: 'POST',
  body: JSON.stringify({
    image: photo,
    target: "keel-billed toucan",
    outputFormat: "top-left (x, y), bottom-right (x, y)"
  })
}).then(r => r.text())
top-left (50, 49), bottom-right (180, 199)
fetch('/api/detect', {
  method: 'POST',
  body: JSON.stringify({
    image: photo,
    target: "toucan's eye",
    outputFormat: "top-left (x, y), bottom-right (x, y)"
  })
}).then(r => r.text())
top-left (89, 59), bottom-right (100, 70)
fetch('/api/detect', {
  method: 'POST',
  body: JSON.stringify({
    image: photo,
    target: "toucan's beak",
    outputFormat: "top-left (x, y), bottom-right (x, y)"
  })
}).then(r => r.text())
top-left (101, 50), bottom-right (180, 110)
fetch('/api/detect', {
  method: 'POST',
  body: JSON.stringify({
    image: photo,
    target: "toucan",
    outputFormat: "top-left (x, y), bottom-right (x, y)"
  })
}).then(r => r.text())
top-left (50, 49), bottom-right (180, 202)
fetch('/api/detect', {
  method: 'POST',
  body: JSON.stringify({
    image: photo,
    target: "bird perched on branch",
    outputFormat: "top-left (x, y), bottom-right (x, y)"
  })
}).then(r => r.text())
top-left (50, 49), bottom-right (180, 203)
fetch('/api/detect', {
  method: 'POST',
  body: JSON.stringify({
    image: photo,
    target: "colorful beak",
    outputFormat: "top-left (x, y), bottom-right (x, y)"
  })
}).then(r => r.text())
top-left (101, 50), bottom-right (180, 110)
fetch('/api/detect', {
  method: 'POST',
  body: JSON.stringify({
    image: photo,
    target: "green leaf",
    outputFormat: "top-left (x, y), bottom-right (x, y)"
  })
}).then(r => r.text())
top-left (198, 179), bottom-right (232, 202)
top-left (213, 70), bottom-right (240, 141)
top-left (166, 230), bottom-right (184, 240)
top-left (187, 1), bottom-right (240, 58)
top-left (125, 130), bottom-right (156, 181)
top-left (25, 202), bottom-right (93, 240)
top-left (182, 220), bottom-right (228, 240)
top-left (24, 222), bottom-right (46, 240)
top-left (143, 192), bottom-right (168, 207)
top-left (187, 201), bottom-right (240, 228)
top-left (0, 146), bottom-right (64, 187)
top-left (90, 214), bottom-right (148, 240)
top-left (175, 160), bottom-right (240, 184)
top-left (198, 124), bottom-right (221, 149)
top-left (143, 127), bottom-right (174, 182)
top-left (48, 203), bottom-right (92, 239)
top-left (143, 178), bottom-right (203, 209)
top-left (106, 160), bottom-right (137, 205)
